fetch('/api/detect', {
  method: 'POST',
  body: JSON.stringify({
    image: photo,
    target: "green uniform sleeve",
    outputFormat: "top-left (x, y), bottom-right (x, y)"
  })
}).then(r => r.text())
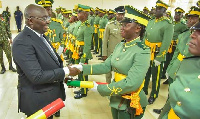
top-left (83, 55), bottom-right (112, 75)
top-left (97, 50), bottom-right (150, 96)
top-left (155, 23), bottom-right (174, 62)
top-left (166, 44), bottom-right (179, 73)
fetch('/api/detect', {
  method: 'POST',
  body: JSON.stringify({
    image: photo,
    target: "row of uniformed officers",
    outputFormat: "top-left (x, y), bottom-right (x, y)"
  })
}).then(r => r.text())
top-left (28, 0), bottom-right (200, 118)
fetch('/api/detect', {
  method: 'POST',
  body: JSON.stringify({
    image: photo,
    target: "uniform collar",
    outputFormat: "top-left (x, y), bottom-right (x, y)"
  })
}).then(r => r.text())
top-left (124, 36), bottom-right (140, 48)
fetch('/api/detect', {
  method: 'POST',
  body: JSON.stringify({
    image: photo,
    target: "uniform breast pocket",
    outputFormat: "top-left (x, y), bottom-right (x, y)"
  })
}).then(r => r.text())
top-left (110, 29), bottom-right (119, 35)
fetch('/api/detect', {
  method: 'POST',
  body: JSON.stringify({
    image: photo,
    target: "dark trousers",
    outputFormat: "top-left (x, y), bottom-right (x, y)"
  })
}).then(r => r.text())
top-left (111, 107), bottom-right (146, 119)
top-left (94, 33), bottom-right (99, 53)
top-left (162, 46), bottom-right (176, 77)
top-left (143, 61), bottom-right (163, 98)
top-left (16, 19), bottom-right (22, 31)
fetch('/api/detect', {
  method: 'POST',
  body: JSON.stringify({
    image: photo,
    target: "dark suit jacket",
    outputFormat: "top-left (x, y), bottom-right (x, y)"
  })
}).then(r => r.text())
top-left (12, 26), bottom-right (66, 116)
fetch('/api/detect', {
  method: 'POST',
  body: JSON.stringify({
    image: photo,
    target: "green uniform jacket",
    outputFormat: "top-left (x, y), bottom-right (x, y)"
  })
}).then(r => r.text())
top-left (63, 17), bottom-right (70, 28)
top-left (172, 21), bottom-right (188, 40)
top-left (94, 16), bottom-right (100, 26)
top-left (144, 17), bottom-right (174, 62)
top-left (159, 57), bottom-right (200, 119)
top-left (56, 13), bottom-right (63, 21)
top-left (49, 19), bottom-right (64, 44)
top-left (73, 21), bottom-right (82, 37)
top-left (0, 17), bottom-right (11, 41)
top-left (99, 16), bottom-right (108, 29)
top-left (76, 20), bottom-right (93, 61)
top-left (102, 20), bottom-right (123, 56)
top-left (166, 30), bottom-right (193, 79)
top-left (83, 37), bottom-right (150, 110)
top-left (67, 22), bottom-right (76, 34)
top-left (88, 15), bottom-right (95, 33)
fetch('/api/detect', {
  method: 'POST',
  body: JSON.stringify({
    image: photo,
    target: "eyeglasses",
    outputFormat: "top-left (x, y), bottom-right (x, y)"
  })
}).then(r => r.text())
top-left (30, 16), bottom-right (51, 22)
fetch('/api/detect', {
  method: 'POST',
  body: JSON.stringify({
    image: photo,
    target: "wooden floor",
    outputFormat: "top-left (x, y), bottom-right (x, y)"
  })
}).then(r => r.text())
top-left (0, 31), bottom-right (169, 119)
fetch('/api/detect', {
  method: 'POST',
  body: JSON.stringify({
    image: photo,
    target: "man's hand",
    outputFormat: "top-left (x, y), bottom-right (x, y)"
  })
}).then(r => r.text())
top-left (68, 67), bottom-right (81, 76)
top-left (102, 56), bottom-right (107, 61)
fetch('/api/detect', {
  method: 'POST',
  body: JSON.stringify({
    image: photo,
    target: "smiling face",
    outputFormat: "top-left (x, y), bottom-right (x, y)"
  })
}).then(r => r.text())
top-left (120, 20), bottom-right (141, 40)
top-left (29, 8), bottom-right (50, 34)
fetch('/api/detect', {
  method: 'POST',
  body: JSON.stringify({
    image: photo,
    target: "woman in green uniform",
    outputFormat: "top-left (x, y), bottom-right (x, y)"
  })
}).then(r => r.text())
top-left (158, 22), bottom-right (200, 119)
top-left (72, 5), bottom-right (151, 119)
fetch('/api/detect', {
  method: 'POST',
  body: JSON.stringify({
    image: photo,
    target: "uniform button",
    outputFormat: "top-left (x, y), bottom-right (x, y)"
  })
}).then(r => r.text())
top-left (184, 88), bottom-right (190, 92)
top-left (123, 49), bottom-right (126, 52)
top-left (177, 101), bottom-right (181, 106)
top-left (116, 58), bottom-right (119, 61)
top-left (198, 75), bottom-right (200, 79)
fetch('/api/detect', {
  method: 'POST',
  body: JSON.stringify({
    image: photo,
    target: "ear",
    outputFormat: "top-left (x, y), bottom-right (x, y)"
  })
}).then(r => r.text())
top-left (135, 24), bottom-right (142, 33)
top-left (27, 18), bottom-right (34, 25)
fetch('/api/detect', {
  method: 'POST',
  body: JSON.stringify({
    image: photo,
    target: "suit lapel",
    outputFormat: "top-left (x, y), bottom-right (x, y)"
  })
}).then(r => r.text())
top-left (24, 27), bottom-right (60, 66)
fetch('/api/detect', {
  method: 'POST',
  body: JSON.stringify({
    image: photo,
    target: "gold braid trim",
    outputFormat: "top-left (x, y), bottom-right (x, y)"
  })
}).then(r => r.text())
top-left (107, 85), bottom-right (122, 96)
top-left (91, 65), bottom-right (93, 75)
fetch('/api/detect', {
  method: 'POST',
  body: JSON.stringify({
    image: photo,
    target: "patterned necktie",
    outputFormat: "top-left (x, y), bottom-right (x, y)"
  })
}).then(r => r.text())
top-left (40, 34), bottom-right (60, 65)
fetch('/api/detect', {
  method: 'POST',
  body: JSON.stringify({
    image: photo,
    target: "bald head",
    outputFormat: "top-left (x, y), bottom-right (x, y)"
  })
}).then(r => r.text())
top-left (24, 4), bottom-right (50, 34)
top-left (24, 4), bottom-right (46, 19)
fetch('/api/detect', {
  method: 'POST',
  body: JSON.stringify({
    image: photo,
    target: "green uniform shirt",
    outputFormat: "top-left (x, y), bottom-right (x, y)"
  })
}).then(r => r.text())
top-left (172, 21), bottom-right (188, 40)
top-left (160, 57), bottom-right (200, 119)
top-left (167, 30), bottom-right (193, 79)
top-left (76, 20), bottom-right (93, 61)
top-left (49, 19), bottom-right (64, 44)
top-left (144, 17), bottom-right (174, 62)
top-left (102, 20), bottom-right (123, 56)
top-left (0, 17), bottom-right (11, 41)
top-left (83, 37), bottom-right (150, 110)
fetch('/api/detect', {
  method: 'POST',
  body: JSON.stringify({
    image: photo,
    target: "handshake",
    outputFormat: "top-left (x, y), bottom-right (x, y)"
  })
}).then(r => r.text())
top-left (67, 64), bottom-right (83, 76)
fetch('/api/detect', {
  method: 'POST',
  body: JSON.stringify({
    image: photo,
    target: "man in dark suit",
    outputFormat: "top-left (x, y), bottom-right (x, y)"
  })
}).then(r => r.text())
top-left (12, 4), bottom-right (80, 119)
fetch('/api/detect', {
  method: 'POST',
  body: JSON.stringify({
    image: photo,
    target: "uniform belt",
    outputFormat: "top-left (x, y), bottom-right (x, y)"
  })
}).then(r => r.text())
top-left (114, 72), bottom-right (126, 82)
top-left (76, 41), bottom-right (84, 46)
top-left (99, 28), bottom-right (105, 39)
top-left (145, 39), bottom-right (162, 60)
top-left (168, 108), bottom-right (180, 119)
top-left (94, 24), bottom-right (99, 33)
top-left (177, 53), bottom-right (185, 61)
top-left (114, 72), bottom-right (144, 115)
